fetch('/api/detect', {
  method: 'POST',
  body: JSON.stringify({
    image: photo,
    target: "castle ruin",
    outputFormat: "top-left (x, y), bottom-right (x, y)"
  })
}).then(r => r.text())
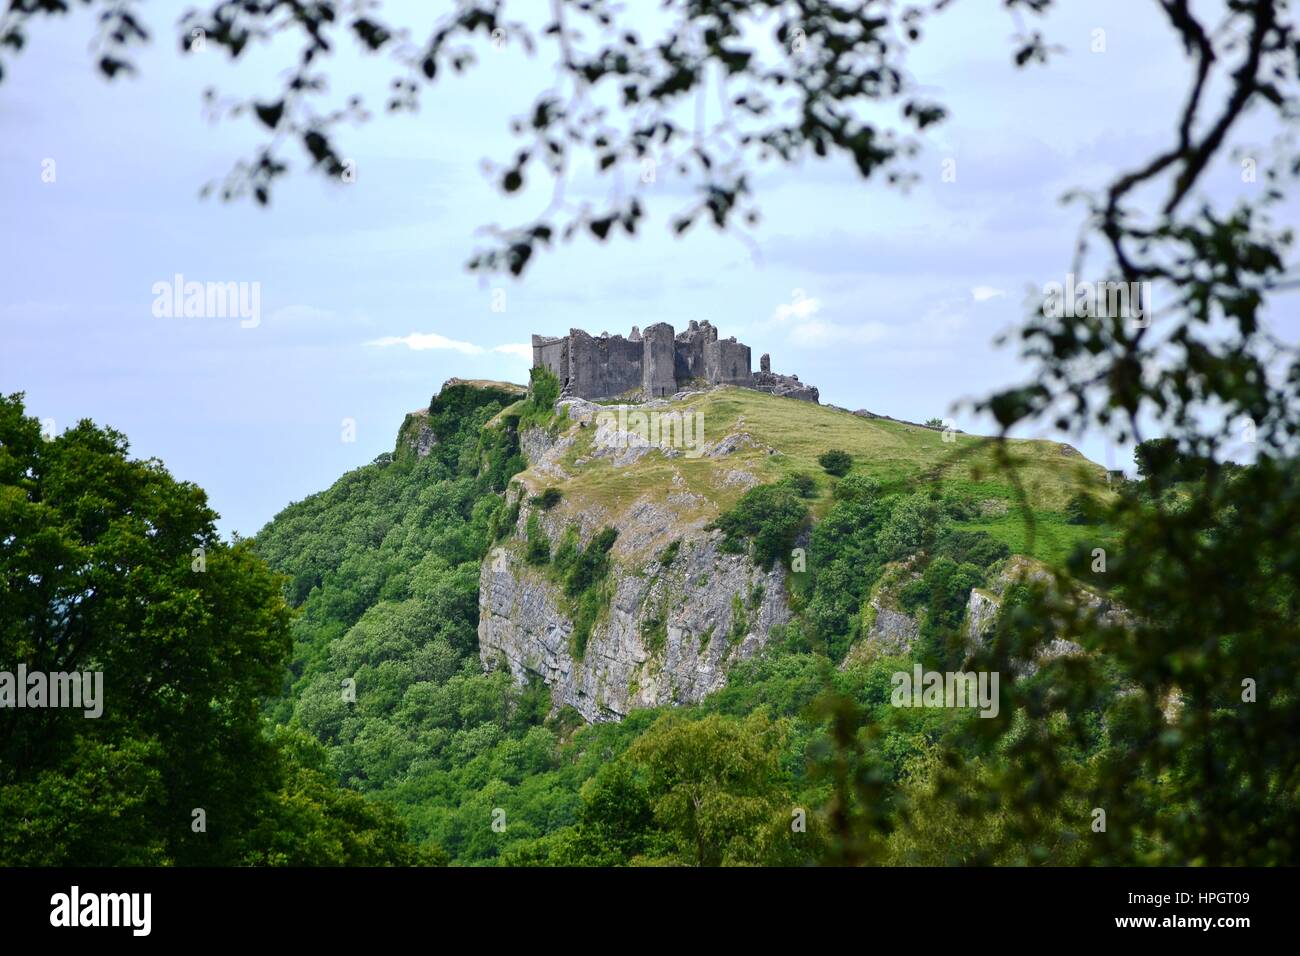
top-left (531, 321), bottom-right (819, 404)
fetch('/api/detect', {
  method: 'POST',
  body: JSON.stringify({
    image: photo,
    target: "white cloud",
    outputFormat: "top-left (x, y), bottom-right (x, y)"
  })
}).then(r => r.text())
top-left (367, 332), bottom-right (485, 354)
top-left (773, 290), bottom-right (821, 322)
top-left (971, 286), bottom-right (1006, 302)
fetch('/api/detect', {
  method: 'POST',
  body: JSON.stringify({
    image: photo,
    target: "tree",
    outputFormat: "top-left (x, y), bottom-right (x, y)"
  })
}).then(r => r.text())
top-left (817, 449), bottom-right (853, 477)
top-left (712, 482), bottom-right (808, 569)
top-left (0, 0), bottom-right (1031, 275)
top-left (955, 1), bottom-right (1300, 865)
top-left (0, 393), bottom-right (427, 865)
top-left (625, 712), bottom-right (793, 866)
top-left (528, 366), bottom-right (561, 412)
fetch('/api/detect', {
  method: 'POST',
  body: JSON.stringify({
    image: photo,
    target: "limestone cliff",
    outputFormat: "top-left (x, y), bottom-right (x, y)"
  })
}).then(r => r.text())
top-left (478, 395), bottom-right (791, 722)
top-left (474, 381), bottom-right (1112, 723)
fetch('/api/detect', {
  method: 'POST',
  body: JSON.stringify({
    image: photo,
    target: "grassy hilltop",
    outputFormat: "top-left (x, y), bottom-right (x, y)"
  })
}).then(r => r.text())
top-left (502, 385), bottom-right (1112, 567)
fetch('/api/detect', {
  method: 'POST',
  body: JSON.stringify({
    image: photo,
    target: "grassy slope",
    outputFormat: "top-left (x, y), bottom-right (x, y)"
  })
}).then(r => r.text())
top-left (518, 386), bottom-right (1113, 566)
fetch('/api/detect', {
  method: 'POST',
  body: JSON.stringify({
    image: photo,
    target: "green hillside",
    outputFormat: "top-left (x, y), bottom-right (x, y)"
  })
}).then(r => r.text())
top-left (510, 386), bottom-right (1112, 567)
top-left (245, 378), bottom-right (1120, 865)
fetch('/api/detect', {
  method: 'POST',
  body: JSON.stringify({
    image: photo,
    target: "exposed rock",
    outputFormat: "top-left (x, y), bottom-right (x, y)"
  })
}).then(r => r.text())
top-left (519, 425), bottom-right (575, 481)
top-left (752, 371), bottom-right (820, 403)
top-left (964, 588), bottom-right (1000, 645)
top-left (841, 560), bottom-right (924, 667)
top-left (957, 555), bottom-right (1132, 671)
top-left (704, 431), bottom-right (758, 458)
top-left (479, 526), bottom-right (790, 723)
top-left (395, 409), bottom-right (437, 459)
top-left (479, 402), bottom-right (794, 723)
top-left (976, 499), bottom-right (1008, 518)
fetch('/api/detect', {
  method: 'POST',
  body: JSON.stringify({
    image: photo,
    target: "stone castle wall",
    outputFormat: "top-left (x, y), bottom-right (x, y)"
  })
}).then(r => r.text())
top-left (704, 337), bottom-right (752, 387)
top-left (532, 321), bottom-right (815, 403)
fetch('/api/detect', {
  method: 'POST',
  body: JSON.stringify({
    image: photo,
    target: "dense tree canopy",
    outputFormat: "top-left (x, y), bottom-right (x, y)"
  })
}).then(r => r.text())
top-left (0, 393), bottom-right (426, 865)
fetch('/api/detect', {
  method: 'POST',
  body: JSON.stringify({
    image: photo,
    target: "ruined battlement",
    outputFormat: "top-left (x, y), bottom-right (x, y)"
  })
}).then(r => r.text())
top-left (531, 322), bottom-right (818, 403)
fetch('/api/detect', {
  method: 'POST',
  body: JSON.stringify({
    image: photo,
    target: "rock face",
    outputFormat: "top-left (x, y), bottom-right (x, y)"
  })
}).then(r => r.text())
top-left (841, 559), bottom-right (925, 668)
top-left (396, 409), bottom-right (437, 459)
top-left (964, 589), bottom-right (1000, 645)
top-left (752, 370), bottom-right (820, 403)
top-left (480, 530), bottom-right (790, 722)
top-left (958, 555), bottom-right (1129, 671)
top-left (477, 410), bottom-right (790, 723)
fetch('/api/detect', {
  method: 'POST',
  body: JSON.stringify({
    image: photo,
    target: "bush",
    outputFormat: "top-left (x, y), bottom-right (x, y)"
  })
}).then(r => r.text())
top-left (711, 483), bottom-right (809, 569)
top-left (904, 557), bottom-right (986, 667)
top-left (553, 526), bottom-right (580, 574)
top-left (492, 498), bottom-right (522, 541)
top-left (1065, 492), bottom-right (1096, 525)
top-left (570, 589), bottom-right (603, 660)
top-left (832, 474), bottom-right (882, 504)
top-left (877, 493), bottom-right (942, 561)
top-left (779, 473), bottom-right (818, 497)
top-left (817, 449), bottom-right (853, 477)
top-left (528, 365), bottom-right (561, 412)
top-left (933, 529), bottom-right (1010, 569)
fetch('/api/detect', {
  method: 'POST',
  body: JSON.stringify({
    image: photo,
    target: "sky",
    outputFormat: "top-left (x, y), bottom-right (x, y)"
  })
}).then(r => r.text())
top-left (2, 0), bottom-right (1295, 537)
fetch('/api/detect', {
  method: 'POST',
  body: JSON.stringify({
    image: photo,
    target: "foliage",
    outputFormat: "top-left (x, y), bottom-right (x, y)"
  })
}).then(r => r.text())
top-left (778, 472), bottom-right (818, 497)
top-left (818, 449), bottom-right (853, 477)
top-left (932, 529), bottom-right (1010, 569)
top-left (1064, 492), bottom-right (1095, 526)
top-left (560, 527), bottom-right (619, 661)
top-left (623, 712), bottom-right (794, 866)
top-left (524, 512), bottom-right (551, 565)
top-left (0, 393), bottom-right (418, 866)
top-left (711, 482), bottom-right (808, 569)
top-left (525, 366), bottom-right (561, 420)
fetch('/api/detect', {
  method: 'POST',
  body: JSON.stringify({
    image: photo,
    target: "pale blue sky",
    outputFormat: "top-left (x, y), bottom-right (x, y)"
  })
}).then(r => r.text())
top-left (2, 1), bottom-right (1294, 536)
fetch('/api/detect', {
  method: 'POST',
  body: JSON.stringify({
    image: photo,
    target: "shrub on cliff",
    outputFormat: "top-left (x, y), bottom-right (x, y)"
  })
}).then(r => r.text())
top-left (712, 482), bottom-right (809, 569)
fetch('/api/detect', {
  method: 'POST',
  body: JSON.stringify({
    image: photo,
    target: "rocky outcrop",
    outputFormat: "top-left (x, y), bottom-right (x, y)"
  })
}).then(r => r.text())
top-left (840, 560), bottom-right (925, 668)
top-left (964, 588), bottom-right (1000, 645)
top-left (480, 530), bottom-right (789, 722)
top-left (396, 409), bottom-right (437, 459)
top-left (958, 555), bottom-right (1129, 671)
top-left (752, 371), bottom-right (819, 403)
top-left (479, 404), bottom-right (791, 723)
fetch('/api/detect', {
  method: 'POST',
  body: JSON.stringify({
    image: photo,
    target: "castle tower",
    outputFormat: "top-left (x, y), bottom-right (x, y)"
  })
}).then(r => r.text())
top-left (642, 322), bottom-right (676, 398)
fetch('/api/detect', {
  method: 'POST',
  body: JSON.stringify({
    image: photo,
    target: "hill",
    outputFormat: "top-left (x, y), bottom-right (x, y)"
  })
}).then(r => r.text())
top-left (505, 385), bottom-right (1109, 566)
top-left (252, 376), bottom-right (1116, 862)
